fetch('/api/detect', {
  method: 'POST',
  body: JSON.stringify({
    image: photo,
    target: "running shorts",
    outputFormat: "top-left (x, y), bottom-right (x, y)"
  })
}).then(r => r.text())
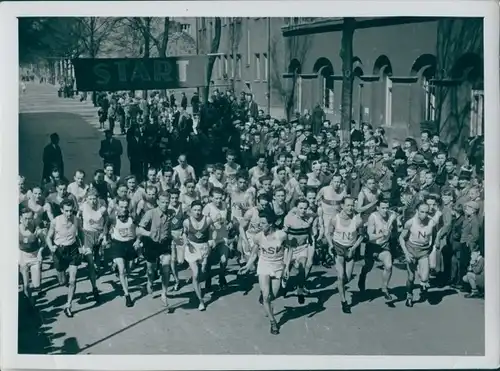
top-left (333, 241), bottom-right (354, 260)
top-left (291, 244), bottom-right (309, 267)
top-left (81, 230), bottom-right (102, 255)
top-left (53, 243), bottom-right (82, 272)
top-left (184, 241), bottom-right (210, 263)
top-left (109, 239), bottom-right (137, 261)
top-left (365, 242), bottom-right (391, 260)
top-left (209, 242), bottom-right (230, 264)
top-left (19, 250), bottom-right (40, 268)
top-left (143, 237), bottom-right (172, 263)
top-left (406, 240), bottom-right (432, 260)
top-left (257, 259), bottom-right (284, 278)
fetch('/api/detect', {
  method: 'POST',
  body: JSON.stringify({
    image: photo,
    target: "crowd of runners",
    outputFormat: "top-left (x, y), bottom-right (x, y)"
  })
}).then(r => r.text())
top-left (19, 88), bottom-right (485, 335)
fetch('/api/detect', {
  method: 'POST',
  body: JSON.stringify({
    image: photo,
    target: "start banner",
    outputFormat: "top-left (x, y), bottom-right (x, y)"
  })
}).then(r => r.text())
top-left (72, 56), bottom-right (208, 91)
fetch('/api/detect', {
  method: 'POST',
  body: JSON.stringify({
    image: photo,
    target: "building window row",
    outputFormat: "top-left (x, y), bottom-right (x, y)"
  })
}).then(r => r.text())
top-left (214, 54), bottom-right (243, 80)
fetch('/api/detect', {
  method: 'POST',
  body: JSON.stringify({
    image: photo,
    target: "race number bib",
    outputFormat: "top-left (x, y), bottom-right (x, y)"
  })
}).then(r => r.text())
top-left (118, 228), bottom-right (129, 237)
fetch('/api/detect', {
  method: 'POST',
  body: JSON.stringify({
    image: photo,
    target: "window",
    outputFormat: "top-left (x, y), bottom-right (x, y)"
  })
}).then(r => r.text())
top-left (384, 75), bottom-right (392, 126)
top-left (230, 55), bottom-right (235, 79)
top-left (470, 90), bottom-right (484, 136)
top-left (236, 54), bottom-right (242, 80)
top-left (246, 28), bottom-right (251, 65)
top-left (263, 53), bottom-right (268, 81)
top-left (255, 53), bottom-right (261, 80)
top-left (322, 77), bottom-right (334, 112)
top-left (224, 55), bottom-right (229, 77)
top-left (423, 78), bottom-right (436, 122)
top-left (217, 56), bottom-right (223, 79)
top-left (181, 23), bottom-right (191, 35)
top-left (294, 76), bottom-right (302, 113)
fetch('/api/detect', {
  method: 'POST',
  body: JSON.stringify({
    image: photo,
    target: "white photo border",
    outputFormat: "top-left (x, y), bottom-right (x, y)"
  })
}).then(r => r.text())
top-left (1, 1), bottom-right (498, 370)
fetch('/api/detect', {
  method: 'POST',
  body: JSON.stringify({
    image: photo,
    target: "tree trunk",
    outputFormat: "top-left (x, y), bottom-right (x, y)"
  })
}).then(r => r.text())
top-left (340, 17), bottom-right (356, 143)
top-left (90, 19), bottom-right (98, 106)
top-left (203, 18), bottom-right (222, 104)
top-left (143, 18), bottom-right (151, 99)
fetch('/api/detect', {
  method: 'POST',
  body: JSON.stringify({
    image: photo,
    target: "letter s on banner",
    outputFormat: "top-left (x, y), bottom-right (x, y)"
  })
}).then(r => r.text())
top-left (93, 63), bottom-right (111, 85)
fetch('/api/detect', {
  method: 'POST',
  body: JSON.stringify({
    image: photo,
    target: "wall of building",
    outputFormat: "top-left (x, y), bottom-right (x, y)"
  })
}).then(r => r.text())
top-left (282, 17), bottom-right (484, 153)
top-left (198, 17), bottom-right (287, 116)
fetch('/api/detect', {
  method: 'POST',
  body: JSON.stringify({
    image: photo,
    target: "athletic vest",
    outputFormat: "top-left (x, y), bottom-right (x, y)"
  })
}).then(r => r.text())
top-left (187, 217), bottom-right (210, 243)
top-left (224, 163), bottom-right (240, 180)
top-left (203, 203), bottom-right (228, 242)
top-left (246, 207), bottom-right (261, 235)
top-left (369, 211), bottom-right (393, 247)
top-left (82, 202), bottom-right (106, 232)
top-left (231, 190), bottom-right (252, 220)
top-left (408, 216), bottom-right (435, 248)
top-left (53, 215), bottom-right (77, 246)
top-left (19, 226), bottom-right (39, 253)
top-left (195, 183), bottom-right (211, 199)
top-left (112, 216), bottom-right (136, 242)
top-left (360, 188), bottom-right (379, 219)
top-left (174, 165), bottom-right (194, 186)
top-left (284, 213), bottom-right (311, 248)
top-left (271, 201), bottom-right (288, 230)
top-left (321, 187), bottom-right (345, 215)
top-left (168, 204), bottom-right (184, 230)
top-left (333, 214), bottom-right (360, 247)
top-left (255, 230), bottom-right (286, 263)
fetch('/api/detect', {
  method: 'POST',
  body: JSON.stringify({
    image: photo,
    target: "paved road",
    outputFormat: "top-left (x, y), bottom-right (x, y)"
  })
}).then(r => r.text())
top-left (18, 84), bottom-right (485, 356)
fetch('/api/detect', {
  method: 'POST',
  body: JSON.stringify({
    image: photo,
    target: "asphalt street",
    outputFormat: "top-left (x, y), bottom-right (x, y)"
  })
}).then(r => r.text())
top-left (18, 83), bottom-right (485, 355)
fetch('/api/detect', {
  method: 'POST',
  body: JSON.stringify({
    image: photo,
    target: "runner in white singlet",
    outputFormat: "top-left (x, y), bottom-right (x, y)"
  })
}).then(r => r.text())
top-left (239, 212), bottom-right (288, 335)
top-left (46, 199), bottom-right (87, 318)
top-left (326, 196), bottom-right (364, 314)
top-left (182, 200), bottom-right (215, 311)
top-left (317, 174), bottom-right (347, 233)
top-left (359, 196), bottom-right (397, 302)
top-left (399, 201), bottom-right (439, 307)
top-left (173, 154), bottom-right (197, 189)
top-left (283, 199), bottom-right (314, 304)
top-left (203, 187), bottom-right (231, 291)
top-left (108, 198), bottom-right (141, 307)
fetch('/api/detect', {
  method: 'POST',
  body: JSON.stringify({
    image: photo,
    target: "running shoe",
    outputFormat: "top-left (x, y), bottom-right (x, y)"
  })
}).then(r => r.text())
top-left (341, 301), bottom-right (351, 314)
top-left (405, 297), bottom-right (414, 307)
top-left (297, 289), bottom-right (305, 305)
top-left (270, 321), bottom-right (279, 335)
top-left (258, 292), bottom-right (264, 305)
top-left (198, 302), bottom-right (206, 311)
top-left (93, 288), bottom-right (101, 304)
top-left (125, 294), bottom-right (133, 307)
top-left (383, 290), bottom-right (393, 302)
top-left (64, 307), bottom-right (74, 318)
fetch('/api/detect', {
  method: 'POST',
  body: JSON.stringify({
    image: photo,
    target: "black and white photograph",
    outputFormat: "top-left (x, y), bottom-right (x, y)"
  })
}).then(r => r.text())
top-left (1, 1), bottom-right (499, 370)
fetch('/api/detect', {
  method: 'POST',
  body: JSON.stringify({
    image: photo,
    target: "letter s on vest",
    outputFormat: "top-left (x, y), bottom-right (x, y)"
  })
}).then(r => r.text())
top-left (93, 63), bottom-right (111, 85)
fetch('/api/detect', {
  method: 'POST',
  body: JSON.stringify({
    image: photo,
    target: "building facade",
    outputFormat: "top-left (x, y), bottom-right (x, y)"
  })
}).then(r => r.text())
top-left (196, 17), bottom-right (288, 117)
top-left (281, 17), bottom-right (484, 154)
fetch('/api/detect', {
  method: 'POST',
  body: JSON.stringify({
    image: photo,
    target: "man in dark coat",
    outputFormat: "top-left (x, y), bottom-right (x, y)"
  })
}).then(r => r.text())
top-left (99, 130), bottom-right (123, 176)
top-left (126, 125), bottom-right (146, 182)
top-left (42, 133), bottom-right (64, 181)
top-left (311, 103), bottom-right (325, 136)
top-left (181, 92), bottom-right (188, 110)
top-left (191, 92), bottom-right (200, 115)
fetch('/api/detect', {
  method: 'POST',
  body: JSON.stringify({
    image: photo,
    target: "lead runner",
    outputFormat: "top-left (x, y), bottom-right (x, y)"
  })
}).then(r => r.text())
top-left (238, 212), bottom-right (288, 335)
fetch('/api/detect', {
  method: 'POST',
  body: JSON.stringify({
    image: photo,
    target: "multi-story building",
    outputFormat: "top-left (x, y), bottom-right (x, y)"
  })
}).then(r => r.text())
top-left (196, 17), bottom-right (288, 117)
top-left (280, 17), bottom-right (484, 154)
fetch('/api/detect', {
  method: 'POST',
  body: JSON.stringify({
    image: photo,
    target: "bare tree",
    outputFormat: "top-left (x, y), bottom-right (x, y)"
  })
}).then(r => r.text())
top-left (435, 18), bottom-right (483, 156)
top-left (339, 17), bottom-right (356, 142)
top-left (228, 17), bottom-right (243, 90)
top-left (270, 31), bottom-right (312, 120)
top-left (200, 17), bottom-right (222, 103)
